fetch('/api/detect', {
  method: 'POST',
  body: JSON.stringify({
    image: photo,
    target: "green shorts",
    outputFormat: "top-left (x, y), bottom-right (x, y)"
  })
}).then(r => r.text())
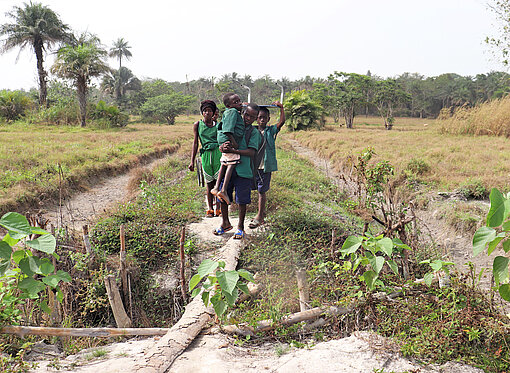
top-left (200, 147), bottom-right (221, 183)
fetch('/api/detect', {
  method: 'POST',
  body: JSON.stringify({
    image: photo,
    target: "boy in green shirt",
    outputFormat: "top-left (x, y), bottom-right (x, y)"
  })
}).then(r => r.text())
top-left (212, 93), bottom-right (245, 205)
top-left (249, 101), bottom-right (285, 229)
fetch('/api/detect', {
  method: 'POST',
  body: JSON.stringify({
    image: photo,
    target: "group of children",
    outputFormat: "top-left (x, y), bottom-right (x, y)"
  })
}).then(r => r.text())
top-left (188, 93), bottom-right (285, 239)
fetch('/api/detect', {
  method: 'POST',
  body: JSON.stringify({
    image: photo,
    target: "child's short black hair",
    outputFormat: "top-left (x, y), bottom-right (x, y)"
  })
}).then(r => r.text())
top-left (259, 107), bottom-right (270, 117)
top-left (223, 93), bottom-right (237, 106)
top-left (200, 100), bottom-right (217, 114)
top-left (246, 103), bottom-right (260, 113)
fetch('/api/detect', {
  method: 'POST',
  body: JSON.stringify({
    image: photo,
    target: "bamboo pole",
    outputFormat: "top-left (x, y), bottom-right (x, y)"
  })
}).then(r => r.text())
top-left (296, 269), bottom-right (310, 312)
top-left (104, 275), bottom-right (132, 328)
top-left (179, 226), bottom-right (187, 302)
top-left (0, 326), bottom-right (169, 338)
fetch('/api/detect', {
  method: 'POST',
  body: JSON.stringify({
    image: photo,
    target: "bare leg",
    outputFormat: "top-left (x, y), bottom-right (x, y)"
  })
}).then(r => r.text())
top-left (220, 201), bottom-right (230, 228)
top-left (206, 181), bottom-right (215, 211)
top-left (238, 204), bottom-right (247, 231)
top-left (217, 165), bottom-right (235, 205)
top-left (212, 165), bottom-right (226, 195)
top-left (254, 192), bottom-right (266, 223)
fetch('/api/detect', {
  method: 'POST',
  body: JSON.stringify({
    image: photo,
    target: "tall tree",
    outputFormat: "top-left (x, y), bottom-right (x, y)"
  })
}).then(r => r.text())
top-left (0, 2), bottom-right (70, 106)
top-left (109, 37), bottom-right (132, 69)
top-left (101, 66), bottom-right (141, 102)
top-left (51, 33), bottom-right (110, 127)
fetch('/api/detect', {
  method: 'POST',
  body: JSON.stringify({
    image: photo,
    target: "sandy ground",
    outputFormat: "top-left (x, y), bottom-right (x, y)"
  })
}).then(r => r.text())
top-left (29, 143), bottom-right (489, 372)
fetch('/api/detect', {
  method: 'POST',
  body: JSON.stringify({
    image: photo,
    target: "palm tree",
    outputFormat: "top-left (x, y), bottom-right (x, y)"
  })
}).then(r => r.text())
top-left (51, 33), bottom-right (110, 127)
top-left (0, 2), bottom-right (70, 107)
top-left (109, 38), bottom-right (132, 69)
top-left (101, 66), bottom-right (141, 101)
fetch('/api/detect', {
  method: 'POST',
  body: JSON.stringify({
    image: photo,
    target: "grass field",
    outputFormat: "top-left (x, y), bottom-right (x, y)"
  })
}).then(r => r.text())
top-left (0, 116), bottom-right (199, 214)
top-left (288, 116), bottom-right (510, 192)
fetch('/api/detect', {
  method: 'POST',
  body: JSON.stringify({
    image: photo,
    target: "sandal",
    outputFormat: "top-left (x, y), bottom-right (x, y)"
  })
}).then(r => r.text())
top-left (213, 225), bottom-right (233, 236)
top-left (248, 219), bottom-right (263, 229)
top-left (233, 229), bottom-right (245, 240)
top-left (206, 210), bottom-right (214, 218)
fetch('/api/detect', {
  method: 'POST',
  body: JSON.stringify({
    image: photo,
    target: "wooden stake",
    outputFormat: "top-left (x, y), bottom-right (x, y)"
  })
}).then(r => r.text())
top-left (179, 226), bottom-right (187, 302)
top-left (330, 229), bottom-right (335, 257)
top-left (0, 326), bottom-right (169, 338)
top-left (296, 269), bottom-right (310, 312)
top-left (104, 275), bottom-right (132, 328)
top-left (120, 224), bottom-right (128, 302)
top-left (82, 224), bottom-right (92, 255)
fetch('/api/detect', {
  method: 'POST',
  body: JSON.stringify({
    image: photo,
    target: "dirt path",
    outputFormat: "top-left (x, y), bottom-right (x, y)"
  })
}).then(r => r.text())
top-left (41, 155), bottom-right (171, 231)
top-left (29, 141), bottom-right (485, 372)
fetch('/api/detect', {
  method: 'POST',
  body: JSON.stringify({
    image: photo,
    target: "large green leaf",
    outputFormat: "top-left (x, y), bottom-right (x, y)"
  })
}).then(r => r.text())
top-left (376, 237), bottom-right (393, 256)
top-left (0, 261), bottom-right (10, 277)
top-left (39, 259), bottom-right (55, 276)
top-left (42, 274), bottom-right (61, 288)
top-left (11, 250), bottom-right (26, 265)
top-left (493, 256), bottom-right (510, 286)
top-left (0, 212), bottom-right (31, 239)
top-left (340, 236), bottom-right (363, 257)
top-left (210, 294), bottom-right (227, 316)
top-left (201, 290), bottom-right (210, 306)
top-left (386, 259), bottom-right (399, 275)
top-left (0, 241), bottom-right (12, 262)
top-left (499, 284), bottom-right (510, 302)
top-left (188, 273), bottom-right (202, 292)
top-left (216, 270), bottom-right (239, 296)
top-left (223, 287), bottom-right (239, 307)
top-left (19, 257), bottom-right (39, 277)
top-left (237, 282), bottom-right (250, 295)
top-left (30, 226), bottom-right (49, 235)
top-left (503, 239), bottom-right (510, 253)
top-left (368, 256), bottom-right (385, 275)
top-left (361, 270), bottom-right (378, 290)
top-left (26, 234), bottom-right (56, 254)
top-left (502, 221), bottom-right (510, 232)
top-left (424, 272), bottom-right (434, 287)
top-left (237, 269), bottom-right (255, 283)
top-left (56, 270), bottom-right (71, 282)
top-left (2, 233), bottom-right (18, 246)
top-left (197, 259), bottom-right (218, 278)
top-left (18, 278), bottom-right (46, 296)
top-left (473, 227), bottom-right (496, 257)
top-left (488, 233), bottom-right (507, 255)
top-left (487, 188), bottom-right (509, 227)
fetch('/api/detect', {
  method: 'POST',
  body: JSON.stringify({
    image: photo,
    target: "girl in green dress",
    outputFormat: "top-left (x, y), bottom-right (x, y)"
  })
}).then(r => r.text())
top-left (189, 100), bottom-right (222, 217)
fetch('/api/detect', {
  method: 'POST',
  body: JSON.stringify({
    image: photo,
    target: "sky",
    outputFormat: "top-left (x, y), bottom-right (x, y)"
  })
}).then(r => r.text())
top-left (0, 0), bottom-right (504, 90)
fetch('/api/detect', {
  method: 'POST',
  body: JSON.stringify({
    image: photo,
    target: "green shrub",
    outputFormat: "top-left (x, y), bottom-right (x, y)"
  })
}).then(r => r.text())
top-left (406, 158), bottom-right (430, 176)
top-left (458, 179), bottom-right (488, 199)
top-left (283, 90), bottom-right (325, 131)
top-left (0, 90), bottom-right (33, 121)
top-left (35, 103), bottom-right (80, 125)
top-left (90, 100), bottom-right (128, 127)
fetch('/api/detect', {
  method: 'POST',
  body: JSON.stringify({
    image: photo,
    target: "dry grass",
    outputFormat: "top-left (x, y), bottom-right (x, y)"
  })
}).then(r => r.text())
top-left (286, 116), bottom-right (510, 191)
top-left (0, 115), bottom-right (199, 213)
top-left (439, 96), bottom-right (510, 137)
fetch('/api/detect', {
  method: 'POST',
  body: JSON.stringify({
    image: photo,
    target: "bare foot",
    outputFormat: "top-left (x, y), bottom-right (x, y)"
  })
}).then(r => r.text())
top-left (216, 190), bottom-right (231, 205)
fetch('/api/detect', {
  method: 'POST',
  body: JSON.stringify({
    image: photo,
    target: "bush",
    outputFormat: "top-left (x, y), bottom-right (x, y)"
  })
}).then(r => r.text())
top-left (457, 179), bottom-right (488, 199)
top-left (284, 90), bottom-right (325, 131)
top-left (0, 90), bottom-right (33, 121)
top-left (406, 158), bottom-right (430, 176)
top-left (140, 92), bottom-right (193, 125)
top-left (34, 102), bottom-right (80, 125)
top-left (90, 100), bottom-right (128, 127)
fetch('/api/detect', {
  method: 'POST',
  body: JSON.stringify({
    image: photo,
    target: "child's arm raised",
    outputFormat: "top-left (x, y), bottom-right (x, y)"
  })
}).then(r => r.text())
top-left (273, 101), bottom-right (286, 130)
top-left (188, 121), bottom-right (200, 171)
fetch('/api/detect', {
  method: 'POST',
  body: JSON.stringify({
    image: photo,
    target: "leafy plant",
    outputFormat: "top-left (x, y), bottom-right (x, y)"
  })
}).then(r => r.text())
top-left (189, 259), bottom-right (255, 317)
top-left (340, 234), bottom-right (410, 291)
top-left (0, 212), bottom-right (71, 324)
top-left (472, 188), bottom-right (510, 300)
top-left (0, 91), bottom-right (32, 122)
top-left (284, 90), bottom-right (324, 131)
top-left (140, 92), bottom-right (193, 125)
top-left (90, 100), bottom-right (128, 127)
top-left (420, 259), bottom-right (455, 287)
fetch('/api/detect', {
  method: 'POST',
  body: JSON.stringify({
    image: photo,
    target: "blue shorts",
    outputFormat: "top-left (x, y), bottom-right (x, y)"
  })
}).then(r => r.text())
top-left (222, 171), bottom-right (252, 205)
top-left (255, 170), bottom-right (272, 194)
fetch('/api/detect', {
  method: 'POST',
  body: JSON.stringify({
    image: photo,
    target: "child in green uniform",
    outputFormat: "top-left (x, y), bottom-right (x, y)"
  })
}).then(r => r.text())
top-left (189, 100), bottom-right (222, 217)
top-left (211, 93), bottom-right (245, 205)
top-left (249, 101), bottom-right (285, 228)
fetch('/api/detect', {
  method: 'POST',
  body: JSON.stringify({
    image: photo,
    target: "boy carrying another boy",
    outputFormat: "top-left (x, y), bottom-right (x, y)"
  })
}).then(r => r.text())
top-left (248, 101), bottom-right (285, 229)
top-left (211, 93), bottom-right (245, 205)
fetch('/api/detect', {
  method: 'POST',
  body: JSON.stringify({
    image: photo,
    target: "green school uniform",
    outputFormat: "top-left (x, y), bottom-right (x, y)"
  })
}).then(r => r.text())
top-left (198, 120), bottom-right (221, 182)
top-left (217, 108), bottom-right (245, 147)
top-left (235, 124), bottom-right (262, 179)
top-left (260, 125), bottom-right (279, 173)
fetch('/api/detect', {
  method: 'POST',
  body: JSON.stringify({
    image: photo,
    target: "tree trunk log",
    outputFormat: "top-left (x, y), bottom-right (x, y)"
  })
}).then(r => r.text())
top-left (296, 269), bottom-right (310, 312)
top-left (104, 275), bottom-right (132, 328)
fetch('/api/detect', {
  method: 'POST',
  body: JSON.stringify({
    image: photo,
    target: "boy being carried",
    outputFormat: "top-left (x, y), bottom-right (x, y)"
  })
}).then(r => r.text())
top-left (249, 101), bottom-right (285, 229)
top-left (211, 93), bottom-right (244, 205)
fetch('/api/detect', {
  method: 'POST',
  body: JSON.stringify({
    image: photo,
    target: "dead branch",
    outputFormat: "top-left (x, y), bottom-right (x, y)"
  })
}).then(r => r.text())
top-left (0, 326), bottom-right (169, 338)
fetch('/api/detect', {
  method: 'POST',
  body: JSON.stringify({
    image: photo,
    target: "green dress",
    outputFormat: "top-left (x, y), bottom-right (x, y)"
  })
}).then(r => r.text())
top-left (198, 120), bottom-right (221, 182)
